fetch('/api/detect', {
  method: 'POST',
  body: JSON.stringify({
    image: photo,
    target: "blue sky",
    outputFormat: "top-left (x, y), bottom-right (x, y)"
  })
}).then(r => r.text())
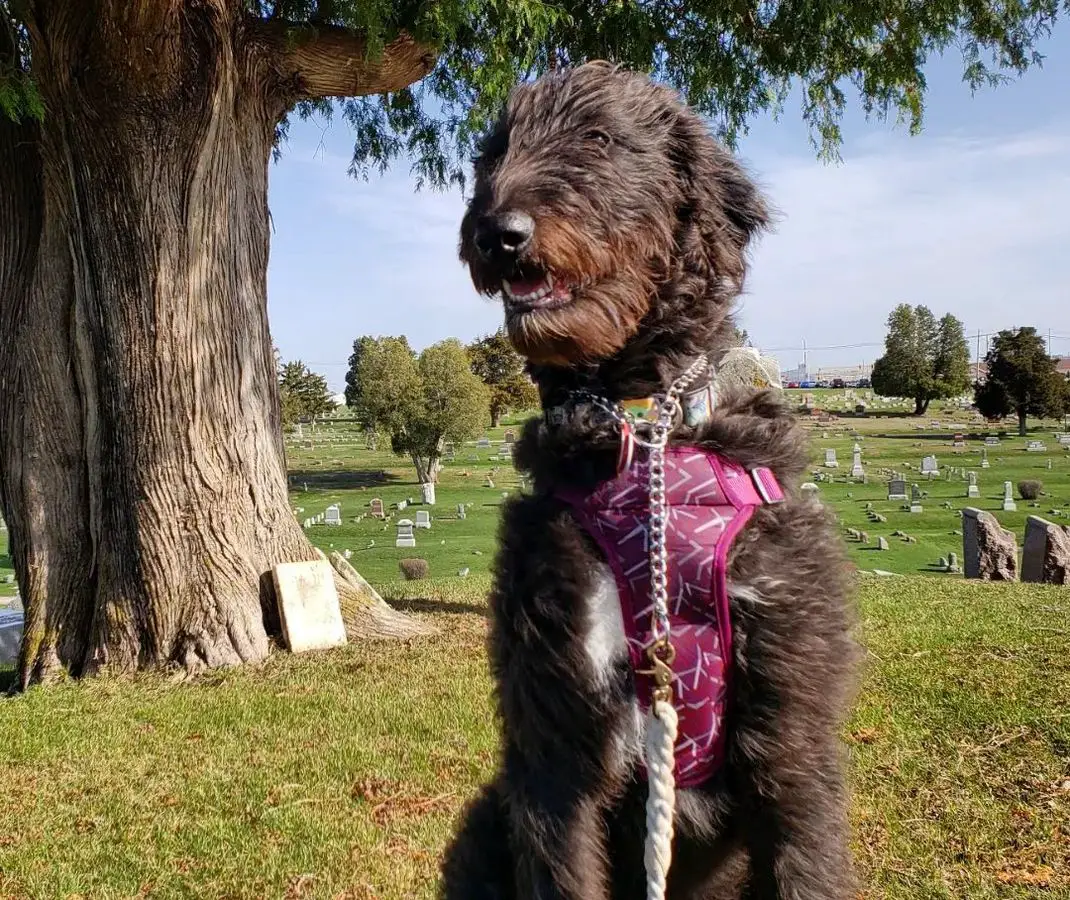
top-left (266, 29), bottom-right (1070, 391)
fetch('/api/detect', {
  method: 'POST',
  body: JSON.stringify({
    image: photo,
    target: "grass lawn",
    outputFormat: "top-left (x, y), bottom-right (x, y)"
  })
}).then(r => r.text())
top-left (283, 396), bottom-right (1070, 584)
top-left (0, 576), bottom-right (1067, 898)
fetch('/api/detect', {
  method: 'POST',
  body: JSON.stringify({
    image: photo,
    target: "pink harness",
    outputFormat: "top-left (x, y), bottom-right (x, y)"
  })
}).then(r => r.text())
top-left (558, 447), bottom-right (784, 787)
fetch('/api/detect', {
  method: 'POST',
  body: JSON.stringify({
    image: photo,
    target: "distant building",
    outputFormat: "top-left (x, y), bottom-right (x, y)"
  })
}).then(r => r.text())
top-left (1056, 356), bottom-right (1070, 376)
top-left (780, 362), bottom-right (810, 384)
top-left (814, 364), bottom-right (873, 383)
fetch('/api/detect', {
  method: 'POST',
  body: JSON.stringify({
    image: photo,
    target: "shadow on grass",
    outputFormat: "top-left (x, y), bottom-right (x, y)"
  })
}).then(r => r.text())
top-left (288, 469), bottom-right (400, 491)
top-left (0, 667), bottom-right (17, 695)
top-left (390, 596), bottom-right (489, 618)
top-left (0, 554), bottom-right (11, 569)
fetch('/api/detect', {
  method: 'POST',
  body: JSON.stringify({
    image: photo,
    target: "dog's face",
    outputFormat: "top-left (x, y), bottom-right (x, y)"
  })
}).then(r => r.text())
top-left (460, 62), bottom-right (768, 367)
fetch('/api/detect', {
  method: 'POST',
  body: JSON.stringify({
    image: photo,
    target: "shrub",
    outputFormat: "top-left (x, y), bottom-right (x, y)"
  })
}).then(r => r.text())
top-left (1018, 480), bottom-right (1043, 500)
top-left (797, 405), bottom-right (813, 416)
top-left (399, 558), bottom-right (430, 581)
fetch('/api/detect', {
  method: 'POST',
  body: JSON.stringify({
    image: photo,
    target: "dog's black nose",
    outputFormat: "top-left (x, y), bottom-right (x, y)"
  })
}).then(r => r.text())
top-left (474, 211), bottom-right (535, 261)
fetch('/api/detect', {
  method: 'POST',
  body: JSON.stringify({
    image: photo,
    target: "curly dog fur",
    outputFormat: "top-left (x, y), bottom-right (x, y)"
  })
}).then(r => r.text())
top-left (441, 62), bottom-right (860, 900)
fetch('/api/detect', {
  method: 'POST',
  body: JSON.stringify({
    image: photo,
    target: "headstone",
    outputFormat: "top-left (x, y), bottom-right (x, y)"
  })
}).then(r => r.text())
top-left (395, 519), bottom-right (416, 548)
top-left (877, 536), bottom-right (889, 551)
top-left (961, 508), bottom-right (1018, 581)
top-left (800, 482), bottom-right (819, 495)
top-left (1047, 458), bottom-right (1053, 470)
top-left (324, 504), bottom-right (342, 526)
top-left (444, 445), bottom-right (456, 462)
top-left (457, 503), bottom-right (467, 520)
top-left (953, 433), bottom-right (966, 447)
top-left (415, 510), bottom-right (432, 530)
top-left (420, 482), bottom-right (436, 505)
top-left (850, 449), bottom-right (864, 479)
top-left (921, 455), bottom-right (939, 476)
top-left (823, 448), bottom-right (839, 468)
top-left (370, 498), bottom-right (385, 519)
top-left (1022, 516), bottom-right (1070, 584)
top-left (985, 436), bottom-right (1000, 446)
top-left (1002, 481), bottom-right (1017, 512)
top-left (1059, 434), bottom-right (1070, 447)
top-left (887, 477), bottom-right (908, 501)
top-left (504, 431), bottom-right (516, 444)
top-left (397, 500), bottom-right (408, 511)
top-left (498, 444), bottom-right (512, 460)
top-left (966, 471), bottom-right (980, 499)
top-left (947, 551), bottom-right (960, 574)
top-left (1026, 440), bottom-right (1047, 452)
top-left (980, 447), bottom-right (990, 469)
top-left (272, 560), bottom-right (348, 654)
top-left (477, 437), bottom-right (491, 449)
top-left (910, 484), bottom-right (924, 513)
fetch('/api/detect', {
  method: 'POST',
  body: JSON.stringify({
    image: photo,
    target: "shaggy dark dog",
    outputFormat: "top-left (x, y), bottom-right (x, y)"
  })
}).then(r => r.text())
top-left (440, 62), bottom-right (859, 900)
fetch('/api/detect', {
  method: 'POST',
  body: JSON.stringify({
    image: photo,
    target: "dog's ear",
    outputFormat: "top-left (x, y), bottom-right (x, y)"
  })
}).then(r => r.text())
top-left (668, 109), bottom-right (769, 292)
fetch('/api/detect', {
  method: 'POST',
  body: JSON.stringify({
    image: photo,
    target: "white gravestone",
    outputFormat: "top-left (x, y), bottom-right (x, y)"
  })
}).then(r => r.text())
top-left (966, 471), bottom-right (981, 499)
top-left (985, 436), bottom-right (1000, 446)
top-left (910, 484), bottom-right (924, 513)
top-left (1026, 440), bottom-right (1047, 452)
top-left (272, 560), bottom-right (347, 654)
top-left (395, 519), bottom-right (416, 548)
top-left (457, 503), bottom-right (467, 520)
top-left (415, 510), bottom-right (432, 529)
top-left (921, 455), bottom-right (939, 476)
top-left (981, 447), bottom-right (990, 469)
top-left (1002, 482), bottom-right (1017, 512)
top-left (324, 505), bottom-right (342, 526)
top-left (850, 449), bottom-right (864, 478)
top-left (824, 449), bottom-right (839, 468)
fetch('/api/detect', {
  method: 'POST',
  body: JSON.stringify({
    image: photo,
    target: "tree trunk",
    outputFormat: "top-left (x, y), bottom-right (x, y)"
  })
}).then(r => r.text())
top-left (1018, 408), bottom-right (1028, 437)
top-left (913, 396), bottom-right (930, 415)
top-left (0, 3), bottom-right (432, 688)
top-left (490, 405), bottom-right (503, 428)
top-left (411, 454), bottom-right (443, 485)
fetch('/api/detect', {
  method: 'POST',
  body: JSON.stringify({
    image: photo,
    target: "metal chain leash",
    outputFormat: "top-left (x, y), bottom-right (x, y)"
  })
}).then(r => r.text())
top-left (643, 355), bottom-right (711, 644)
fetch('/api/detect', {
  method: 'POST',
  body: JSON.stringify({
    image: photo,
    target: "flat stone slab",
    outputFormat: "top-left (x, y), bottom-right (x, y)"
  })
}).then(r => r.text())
top-left (272, 560), bottom-right (348, 654)
top-left (0, 606), bottom-right (24, 667)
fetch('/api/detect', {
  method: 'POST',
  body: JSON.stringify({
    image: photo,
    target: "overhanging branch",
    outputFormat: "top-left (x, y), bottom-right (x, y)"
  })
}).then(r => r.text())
top-left (254, 19), bottom-right (436, 99)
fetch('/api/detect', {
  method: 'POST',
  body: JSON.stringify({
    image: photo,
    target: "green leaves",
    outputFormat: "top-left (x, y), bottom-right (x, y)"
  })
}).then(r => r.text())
top-left (349, 336), bottom-right (491, 470)
top-left (872, 304), bottom-right (970, 413)
top-left (466, 329), bottom-right (538, 425)
top-left (974, 326), bottom-right (1067, 426)
top-left (278, 359), bottom-right (336, 427)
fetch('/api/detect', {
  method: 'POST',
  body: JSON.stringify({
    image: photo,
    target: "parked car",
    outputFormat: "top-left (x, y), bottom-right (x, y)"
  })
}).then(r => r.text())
top-left (831, 378), bottom-right (846, 389)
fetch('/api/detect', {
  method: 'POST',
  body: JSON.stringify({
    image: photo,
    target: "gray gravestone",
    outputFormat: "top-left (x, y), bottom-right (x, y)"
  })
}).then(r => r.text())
top-left (921, 455), bottom-right (939, 476)
top-left (850, 448), bottom-right (864, 478)
top-left (877, 536), bottom-right (890, 551)
top-left (1022, 516), bottom-right (1070, 584)
top-left (1002, 481), bottom-right (1017, 512)
top-left (395, 519), bottom-right (416, 548)
top-left (981, 447), bottom-right (990, 468)
top-left (887, 477), bottom-right (908, 501)
top-left (824, 448), bottom-right (838, 468)
top-left (966, 471), bottom-right (980, 499)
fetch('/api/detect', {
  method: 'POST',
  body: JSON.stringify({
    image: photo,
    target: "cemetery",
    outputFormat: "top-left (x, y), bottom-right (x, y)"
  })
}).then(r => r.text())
top-left (1, 3), bottom-right (1068, 892)
top-left (0, 398), bottom-right (1067, 900)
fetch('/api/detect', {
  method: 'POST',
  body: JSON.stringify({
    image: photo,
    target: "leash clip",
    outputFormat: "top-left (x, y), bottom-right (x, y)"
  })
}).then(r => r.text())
top-left (638, 638), bottom-right (676, 705)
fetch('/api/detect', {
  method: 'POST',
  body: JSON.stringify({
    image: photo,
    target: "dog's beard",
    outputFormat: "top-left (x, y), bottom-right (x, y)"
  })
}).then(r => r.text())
top-left (504, 276), bottom-right (652, 366)
top-left (466, 216), bottom-right (664, 367)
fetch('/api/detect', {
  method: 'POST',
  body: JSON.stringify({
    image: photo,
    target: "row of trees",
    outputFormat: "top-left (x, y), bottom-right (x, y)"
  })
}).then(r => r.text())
top-left (278, 359), bottom-right (335, 428)
top-left (871, 307), bottom-right (1069, 434)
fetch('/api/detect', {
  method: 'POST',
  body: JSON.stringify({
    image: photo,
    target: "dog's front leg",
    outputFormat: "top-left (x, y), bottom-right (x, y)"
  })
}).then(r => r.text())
top-left (737, 736), bottom-right (854, 900)
top-left (507, 754), bottom-right (613, 900)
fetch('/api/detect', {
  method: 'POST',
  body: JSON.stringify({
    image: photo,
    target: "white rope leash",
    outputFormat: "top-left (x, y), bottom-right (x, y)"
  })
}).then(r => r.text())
top-left (639, 355), bottom-right (710, 900)
top-left (644, 699), bottom-right (678, 900)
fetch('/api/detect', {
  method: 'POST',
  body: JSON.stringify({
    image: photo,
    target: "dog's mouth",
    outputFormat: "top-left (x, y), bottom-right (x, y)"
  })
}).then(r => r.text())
top-left (501, 272), bottom-right (577, 313)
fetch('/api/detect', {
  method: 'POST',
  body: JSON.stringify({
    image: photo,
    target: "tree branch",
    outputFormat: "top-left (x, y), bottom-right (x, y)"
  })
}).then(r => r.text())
top-left (255, 19), bottom-right (436, 99)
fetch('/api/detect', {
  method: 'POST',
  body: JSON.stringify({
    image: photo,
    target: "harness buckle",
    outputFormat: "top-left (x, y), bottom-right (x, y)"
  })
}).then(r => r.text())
top-left (750, 467), bottom-right (784, 505)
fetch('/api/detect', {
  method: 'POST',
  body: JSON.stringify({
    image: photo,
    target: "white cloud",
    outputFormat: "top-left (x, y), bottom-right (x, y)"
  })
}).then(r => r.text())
top-left (266, 125), bottom-right (1070, 391)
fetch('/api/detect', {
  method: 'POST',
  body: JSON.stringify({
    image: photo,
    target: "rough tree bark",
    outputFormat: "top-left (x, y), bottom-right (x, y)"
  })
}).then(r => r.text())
top-left (0, 1), bottom-right (437, 688)
top-left (1018, 408), bottom-right (1029, 436)
top-left (409, 455), bottom-right (442, 486)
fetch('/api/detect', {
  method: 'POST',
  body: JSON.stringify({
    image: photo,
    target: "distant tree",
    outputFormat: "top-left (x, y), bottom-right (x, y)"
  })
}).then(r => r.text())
top-left (871, 305), bottom-right (969, 414)
top-left (278, 360), bottom-right (335, 428)
top-left (467, 330), bottom-right (540, 427)
top-left (344, 336), bottom-right (377, 412)
top-left (974, 327), bottom-right (1065, 436)
top-left (353, 337), bottom-right (489, 484)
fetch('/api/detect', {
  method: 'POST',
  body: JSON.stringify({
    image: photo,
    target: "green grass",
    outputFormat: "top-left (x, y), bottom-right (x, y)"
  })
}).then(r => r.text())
top-left (286, 398), bottom-right (1069, 583)
top-left (0, 576), bottom-right (1067, 898)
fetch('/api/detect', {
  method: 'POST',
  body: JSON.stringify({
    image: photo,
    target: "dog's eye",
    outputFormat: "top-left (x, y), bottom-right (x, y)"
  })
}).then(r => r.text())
top-left (586, 129), bottom-right (612, 149)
